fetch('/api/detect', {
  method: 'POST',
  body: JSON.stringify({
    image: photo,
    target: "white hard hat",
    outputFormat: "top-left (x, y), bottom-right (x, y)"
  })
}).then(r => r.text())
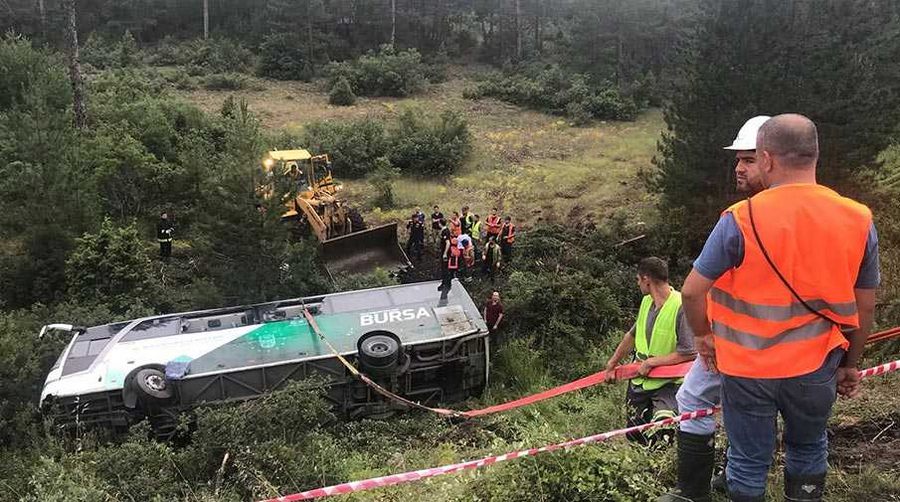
top-left (724, 115), bottom-right (771, 151)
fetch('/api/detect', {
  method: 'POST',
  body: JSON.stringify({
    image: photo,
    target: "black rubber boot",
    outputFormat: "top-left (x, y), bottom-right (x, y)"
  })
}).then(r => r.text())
top-left (784, 472), bottom-right (826, 501)
top-left (727, 490), bottom-right (766, 502)
top-left (656, 431), bottom-right (715, 502)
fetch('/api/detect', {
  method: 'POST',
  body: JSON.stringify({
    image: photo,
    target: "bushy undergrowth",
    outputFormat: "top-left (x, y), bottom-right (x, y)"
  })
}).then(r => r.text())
top-left (328, 76), bottom-right (356, 106)
top-left (257, 33), bottom-right (315, 81)
top-left (148, 37), bottom-right (256, 75)
top-left (465, 65), bottom-right (639, 124)
top-left (301, 108), bottom-right (471, 178)
top-left (326, 46), bottom-right (441, 97)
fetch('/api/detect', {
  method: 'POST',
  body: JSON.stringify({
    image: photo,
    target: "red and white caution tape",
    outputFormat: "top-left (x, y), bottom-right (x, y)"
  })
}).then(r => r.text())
top-left (259, 358), bottom-right (900, 502)
top-left (262, 407), bottom-right (718, 502)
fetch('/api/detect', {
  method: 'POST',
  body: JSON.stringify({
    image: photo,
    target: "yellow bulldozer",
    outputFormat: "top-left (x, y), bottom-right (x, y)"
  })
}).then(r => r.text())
top-left (261, 149), bottom-right (410, 278)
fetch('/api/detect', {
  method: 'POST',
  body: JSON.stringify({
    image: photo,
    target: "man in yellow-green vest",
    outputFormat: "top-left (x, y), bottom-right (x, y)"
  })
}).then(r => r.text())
top-left (604, 257), bottom-right (697, 444)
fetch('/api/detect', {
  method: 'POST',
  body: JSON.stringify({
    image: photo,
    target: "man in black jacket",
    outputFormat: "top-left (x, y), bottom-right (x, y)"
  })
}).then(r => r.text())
top-left (157, 212), bottom-right (174, 259)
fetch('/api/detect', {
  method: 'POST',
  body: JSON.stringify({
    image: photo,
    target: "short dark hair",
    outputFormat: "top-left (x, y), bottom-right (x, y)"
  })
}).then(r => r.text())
top-left (757, 114), bottom-right (819, 168)
top-left (433, 205), bottom-right (439, 209)
top-left (637, 257), bottom-right (668, 282)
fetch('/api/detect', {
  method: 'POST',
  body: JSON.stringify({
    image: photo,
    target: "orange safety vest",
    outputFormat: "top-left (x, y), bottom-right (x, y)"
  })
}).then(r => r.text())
top-left (464, 243), bottom-right (475, 267)
top-left (448, 246), bottom-right (461, 270)
top-left (708, 184), bottom-right (871, 379)
top-left (450, 218), bottom-right (462, 237)
top-left (501, 223), bottom-right (516, 244)
top-left (487, 215), bottom-right (502, 235)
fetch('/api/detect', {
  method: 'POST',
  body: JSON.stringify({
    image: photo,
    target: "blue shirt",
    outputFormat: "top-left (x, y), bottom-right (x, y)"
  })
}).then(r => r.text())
top-left (694, 213), bottom-right (880, 288)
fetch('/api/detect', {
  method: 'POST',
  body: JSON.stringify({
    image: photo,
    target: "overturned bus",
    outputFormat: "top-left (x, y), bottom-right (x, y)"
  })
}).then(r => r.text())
top-left (39, 280), bottom-right (489, 438)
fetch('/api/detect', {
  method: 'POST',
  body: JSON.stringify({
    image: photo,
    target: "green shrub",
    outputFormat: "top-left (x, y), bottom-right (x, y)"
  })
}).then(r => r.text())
top-left (0, 34), bottom-right (70, 111)
top-left (202, 73), bottom-right (251, 91)
top-left (467, 65), bottom-right (639, 123)
top-left (65, 219), bottom-right (158, 314)
top-left (23, 457), bottom-right (112, 502)
top-left (388, 108), bottom-right (472, 176)
top-left (328, 76), bottom-right (356, 106)
top-left (91, 439), bottom-right (184, 501)
top-left (325, 46), bottom-right (429, 97)
top-left (164, 68), bottom-right (197, 90)
top-left (474, 442), bottom-right (670, 501)
top-left (257, 33), bottom-right (314, 81)
top-left (302, 118), bottom-right (390, 178)
top-left (81, 31), bottom-right (141, 70)
top-left (369, 156), bottom-right (400, 207)
top-left (148, 38), bottom-right (255, 75)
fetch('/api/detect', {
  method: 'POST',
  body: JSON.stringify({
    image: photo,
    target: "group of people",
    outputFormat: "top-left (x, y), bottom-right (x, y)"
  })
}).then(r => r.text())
top-left (604, 114), bottom-right (879, 502)
top-left (405, 205), bottom-right (517, 286)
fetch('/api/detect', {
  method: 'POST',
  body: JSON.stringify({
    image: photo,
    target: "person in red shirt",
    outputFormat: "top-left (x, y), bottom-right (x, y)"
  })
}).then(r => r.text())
top-left (483, 291), bottom-right (504, 334)
top-left (486, 208), bottom-right (502, 240)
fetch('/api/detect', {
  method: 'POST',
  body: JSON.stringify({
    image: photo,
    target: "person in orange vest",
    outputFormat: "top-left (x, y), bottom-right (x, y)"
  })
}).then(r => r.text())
top-left (681, 114), bottom-right (879, 502)
top-left (449, 211), bottom-right (462, 237)
top-left (499, 216), bottom-right (515, 262)
top-left (486, 208), bottom-right (502, 240)
top-left (605, 257), bottom-right (697, 445)
top-left (658, 115), bottom-right (771, 502)
top-left (439, 237), bottom-right (462, 291)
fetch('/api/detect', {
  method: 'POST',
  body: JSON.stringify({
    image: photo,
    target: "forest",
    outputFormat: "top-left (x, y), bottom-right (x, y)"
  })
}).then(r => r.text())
top-left (1, 0), bottom-right (900, 500)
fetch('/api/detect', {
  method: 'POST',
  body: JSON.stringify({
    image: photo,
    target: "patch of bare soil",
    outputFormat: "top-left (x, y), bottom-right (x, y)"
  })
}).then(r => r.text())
top-left (830, 413), bottom-right (900, 471)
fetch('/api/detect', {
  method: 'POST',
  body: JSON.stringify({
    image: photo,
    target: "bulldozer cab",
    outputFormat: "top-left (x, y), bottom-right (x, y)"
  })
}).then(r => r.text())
top-left (263, 149), bottom-right (338, 201)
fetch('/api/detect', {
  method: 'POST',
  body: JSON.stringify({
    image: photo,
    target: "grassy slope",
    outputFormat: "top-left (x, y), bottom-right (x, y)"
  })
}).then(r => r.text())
top-left (177, 71), bottom-right (659, 233)
top-left (178, 76), bottom-right (900, 501)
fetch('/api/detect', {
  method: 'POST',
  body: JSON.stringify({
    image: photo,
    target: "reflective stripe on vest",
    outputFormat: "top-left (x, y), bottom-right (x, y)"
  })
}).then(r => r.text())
top-left (709, 184), bottom-right (871, 378)
top-left (448, 248), bottom-right (460, 270)
top-left (632, 290), bottom-right (682, 390)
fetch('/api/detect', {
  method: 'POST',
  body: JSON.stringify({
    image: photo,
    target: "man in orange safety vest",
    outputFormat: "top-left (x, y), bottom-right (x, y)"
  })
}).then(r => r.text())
top-left (680, 114), bottom-right (879, 502)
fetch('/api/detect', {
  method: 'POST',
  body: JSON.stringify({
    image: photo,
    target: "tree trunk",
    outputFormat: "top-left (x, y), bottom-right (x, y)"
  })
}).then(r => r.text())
top-left (63, 0), bottom-right (87, 130)
top-left (514, 0), bottom-right (522, 60)
top-left (203, 0), bottom-right (209, 39)
top-left (37, 0), bottom-right (46, 38)
top-left (307, 0), bottom-right (314, 53)
top-left (390, 0), bottom-right (396, 48)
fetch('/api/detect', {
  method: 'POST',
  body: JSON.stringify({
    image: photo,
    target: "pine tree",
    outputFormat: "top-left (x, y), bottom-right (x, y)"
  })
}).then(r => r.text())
top-left (328, 76), bottom-right (357, 106)
top-left (653, 0), bottom-right (900, 260)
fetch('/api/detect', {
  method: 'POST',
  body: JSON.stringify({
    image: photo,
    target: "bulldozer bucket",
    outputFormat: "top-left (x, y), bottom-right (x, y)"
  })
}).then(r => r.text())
top-left (321, 223), bottom-right (411, 278)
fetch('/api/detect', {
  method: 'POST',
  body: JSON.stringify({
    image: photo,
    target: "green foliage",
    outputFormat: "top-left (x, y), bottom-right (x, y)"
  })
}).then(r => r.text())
top-left (504, 268), bottom-right (622, 378)
top-left (23, 457), bottom-right (113, 502)
top-left (202, 73), bottom-right (252, 91)
top-left (65, 219), bottom-right (158, 313)
top-left (466, 66), bottom-right (639, 123)
top-left (388, 108), bottom-right (472, 176)
top-left (0, 226), bottom-right (71, 308)
top-left (193, 100), bottom-right (330, 303)
top-left (149, 38), bottom-right (256, 75)
top-left (328, 76), bottom-right (356, 106)
top-left (653, 0), bottom-right (900, 258)
top-left (81, 31), bottom-right (140, 70)
top-left (257, 33), bottom-right (314, 81)
top-left (369, 156), bottom-right (400, 207)
top-left (0, 34), bottom-right (70, 110)
top-left (474, 443), bottom-right (670, 501)
top-left (301, 118), bottom-right (389, 178)
top-left (325, 46), bottom-right (431, 97)
top-left (91, 439), bottom-right (184, 501)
